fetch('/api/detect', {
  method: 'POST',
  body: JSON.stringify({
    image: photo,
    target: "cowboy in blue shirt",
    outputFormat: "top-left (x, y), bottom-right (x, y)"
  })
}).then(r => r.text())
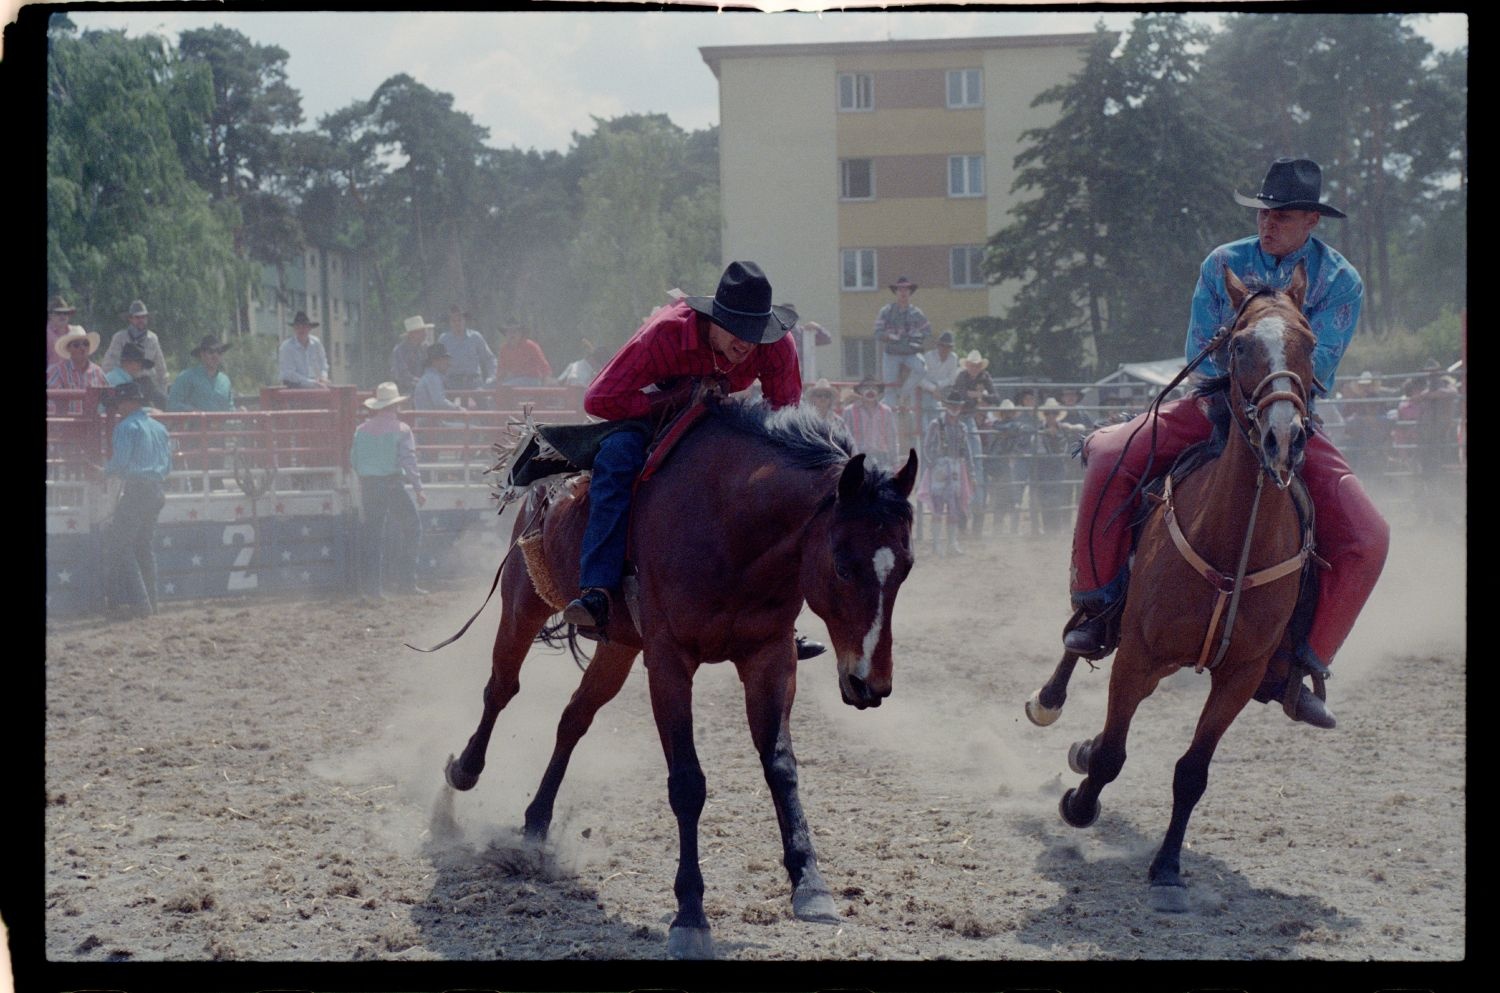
top-left (102, 380), bottom-right (174, 617)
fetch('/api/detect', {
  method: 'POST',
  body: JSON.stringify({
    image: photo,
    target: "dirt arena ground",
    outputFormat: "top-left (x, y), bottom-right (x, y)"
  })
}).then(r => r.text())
top-left (36, 496), bottom-right (1465, 985)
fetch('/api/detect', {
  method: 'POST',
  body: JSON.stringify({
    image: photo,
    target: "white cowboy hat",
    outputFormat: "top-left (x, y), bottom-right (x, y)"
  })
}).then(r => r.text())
top-left (404, 315), bottom-right (436, 334)
top-left (997, 398), bottom-right (1016, 410)
top-left (1357, 370), bottom-right (1374, 384)
top-left (364, 381), bottom-right (408, 410)
top-left (961, 349), bottom-right (989, 370)
top-left (807, 377), bottom-right (837, 398)
top-left (1039, 397), bottom-right (1063, 411)
top-left (54, 325), bottom-right (100, 360)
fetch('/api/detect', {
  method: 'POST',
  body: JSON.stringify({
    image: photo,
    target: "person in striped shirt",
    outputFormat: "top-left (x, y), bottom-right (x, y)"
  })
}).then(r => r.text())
top-left (46, 326), bottom-right (109, 389)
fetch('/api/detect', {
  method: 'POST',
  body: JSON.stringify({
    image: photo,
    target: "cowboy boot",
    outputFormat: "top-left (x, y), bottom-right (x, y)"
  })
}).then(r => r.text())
top-left (947, 523), bottom-right (963, 556)
top-left (1253, 651), bottom-right (1336, 730)
top-left (794, 633), bottom-right (826, 660)
top-left (563, 587), bottom-right (611, 641)
top-left (1061, 570), bottom-right (1129, 659)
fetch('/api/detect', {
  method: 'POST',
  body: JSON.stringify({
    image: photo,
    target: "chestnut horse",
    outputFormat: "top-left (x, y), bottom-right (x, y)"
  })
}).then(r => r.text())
top-left (1026, 263), bottom-right (1319, 912)
top-left (444, 400), bottom-right (917, 957)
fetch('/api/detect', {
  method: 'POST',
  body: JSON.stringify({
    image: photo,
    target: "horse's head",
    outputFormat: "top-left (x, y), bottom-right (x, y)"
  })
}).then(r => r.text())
top-left (802, 451), bottom-right (918, 709)
top-left (1222, 262), bottom-right (1317, 487)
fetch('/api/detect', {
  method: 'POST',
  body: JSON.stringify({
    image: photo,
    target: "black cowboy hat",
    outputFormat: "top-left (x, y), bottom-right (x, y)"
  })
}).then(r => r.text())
top-left (942, 386), bottom-right (965, 406)
top-left (889, 276), bottom-right (918, 293)
top-left (936, 330), bottom-right (955, 346)
top-left (684, 261), bottom-right (796, 345)
top-left (120, 342), bottom-right (156, 368)
top-left (103, 380), bottom-right (146, 406)
top-left (1233, 157), bottom-right (1347, 218)
top-left (289, 310), bottom-right (320, 328)
top-left (856, 375), bottom-right (885, 395)
top-left (425, 342), bottom-right (450, 365)
top-left (191, 335), bottom-right (232, 357)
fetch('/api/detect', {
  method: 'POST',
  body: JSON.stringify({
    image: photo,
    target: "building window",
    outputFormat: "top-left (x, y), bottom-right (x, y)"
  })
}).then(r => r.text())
top-left (841, 249), bottom-right (877, 291)
top-left (838, 72), bottom-right (873, 112)
top-left (840, 159), bottom-right (874, 200)
top-left (947, 69), bottom-right (982, 108)
top-left (842, 337), bottom-right (879, 380)
top-left (949, 155), bottom-right (985, 197)
top-left (951, 246), bottom-right (986, 288)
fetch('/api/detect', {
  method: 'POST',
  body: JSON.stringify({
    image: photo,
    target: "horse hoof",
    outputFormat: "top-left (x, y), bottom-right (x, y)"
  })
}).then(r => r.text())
top-left (1067, 739), bottom-right (1093, 775)
top-left (1059, 787), bottom-right (1099, 828)
top-left (1149, 883), bottom-right (1190, 914)
top-left (793, 886), bottom-right (841, 924)
top-left (666, 925), bottom-right (715, 960)
top-left (1026, 689), bottom-right (1062, 726)
top-left (444, 754), bottom-right (479, 792)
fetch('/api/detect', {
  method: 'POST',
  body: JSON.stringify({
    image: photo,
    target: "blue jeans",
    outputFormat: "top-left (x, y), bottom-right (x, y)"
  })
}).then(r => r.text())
top-left (108, 477), bottom-right (165, 610)
top-left (579, 427), bottom-right (649, 591)
top-left (882, 351), bottom-right (926, 406)
top-left (358, 476), bottom-right (421, 594)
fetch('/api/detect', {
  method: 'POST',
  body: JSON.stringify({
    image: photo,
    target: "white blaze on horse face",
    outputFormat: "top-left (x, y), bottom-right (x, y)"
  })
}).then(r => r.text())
top-left (855, 547), bottom-right (897, 680)
top-left (1251, 315), bottom-right (1297, 430)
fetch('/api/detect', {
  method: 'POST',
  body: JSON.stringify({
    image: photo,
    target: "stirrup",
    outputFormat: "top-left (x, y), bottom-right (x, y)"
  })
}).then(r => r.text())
top-left (1061, 601), bottom-right (1123, 660)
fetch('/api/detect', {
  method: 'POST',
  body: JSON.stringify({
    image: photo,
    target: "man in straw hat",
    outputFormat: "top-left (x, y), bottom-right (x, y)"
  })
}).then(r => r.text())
top-left (391, 315), bottom-right (435, 394)
top-left (803, 378), bottom-right (843, 427)
top-left (560, 260), bottom-right (804, 639)
top-left (168, 336), bottom-right (236, 412)
top-left (46, 325), bottom-right (109, 389)
top-left (100, 380), bottom-right (173, 618)
top-left (1061, 156), bottom-right (1387, 730)
top-left (46, 294), bottom-right (77, 368)
top-left (102, 300), bottom-right (169, 394)
top-left (279, 310), bottom-right (332, 388)
top-left (351, 382), bottom-right (428, 598)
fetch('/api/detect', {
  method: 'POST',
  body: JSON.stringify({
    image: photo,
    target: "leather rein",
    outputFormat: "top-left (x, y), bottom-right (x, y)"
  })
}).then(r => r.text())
top-left (1158, 304), bottom-right (1320, 672)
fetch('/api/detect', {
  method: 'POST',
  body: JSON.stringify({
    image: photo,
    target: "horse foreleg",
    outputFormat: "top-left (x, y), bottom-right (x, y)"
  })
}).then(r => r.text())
top-left (445, 561), bottom-right (553, 792)
top-left (1026, 650), bottom-right (1082, 726)
top-left (522, 641), bottom-right (639, 840)
top-left (738, 644), bottom-right (840, 925)
top-left (1146, 660), bottom-right (1261, 912)
top-left (1060, 640), bottom-right (1169, 829)
top-left (646, 648), bottom-right (713, 959)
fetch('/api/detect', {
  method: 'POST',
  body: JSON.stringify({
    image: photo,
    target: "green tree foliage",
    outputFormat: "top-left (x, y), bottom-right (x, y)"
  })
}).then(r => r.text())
top-left (982, 16), bottom-right (1241, 379)
top-left (47, 22), bottom-right (251, 367)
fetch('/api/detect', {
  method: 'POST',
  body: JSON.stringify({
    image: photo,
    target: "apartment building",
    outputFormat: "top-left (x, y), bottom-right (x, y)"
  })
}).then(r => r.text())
top-left (248, 244), bottom-right (369, 384)
top-left (701, 33), bottom-right (1095, 380)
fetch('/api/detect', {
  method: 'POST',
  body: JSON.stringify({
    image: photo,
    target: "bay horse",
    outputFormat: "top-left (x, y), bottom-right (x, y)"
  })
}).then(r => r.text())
top-left (1026, 263), bottom-right (1319, 912)
top-left (443, 399), bottom-right (918, 957)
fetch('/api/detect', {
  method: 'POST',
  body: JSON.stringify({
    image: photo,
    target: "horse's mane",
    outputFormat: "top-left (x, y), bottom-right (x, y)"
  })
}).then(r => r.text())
top-left (706, 400), bottom-right (912, 525)
top-left (706, 399), bottom-right (856, 470)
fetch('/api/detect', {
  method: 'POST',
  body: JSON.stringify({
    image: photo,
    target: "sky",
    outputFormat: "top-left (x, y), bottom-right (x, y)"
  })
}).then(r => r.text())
top-left (39, 4), bottom-right (1469, 156)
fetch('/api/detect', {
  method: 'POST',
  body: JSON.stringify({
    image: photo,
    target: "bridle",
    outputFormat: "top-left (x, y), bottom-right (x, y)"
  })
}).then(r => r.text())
top-left (1222, 302), bottom-right (1315, 491)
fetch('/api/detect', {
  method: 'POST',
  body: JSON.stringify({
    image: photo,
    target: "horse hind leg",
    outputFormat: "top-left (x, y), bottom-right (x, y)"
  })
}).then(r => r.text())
top-left (1146, 660), bottom-right (1262, 913)
top-left (1059, 639), bottom-right (1168, 829)
top-left (1026, 650), bottom-right (1083, 726)
top-left (521, 640), bottom-right (639, 840)
top-left (445, 554), bottom-right (555, 792)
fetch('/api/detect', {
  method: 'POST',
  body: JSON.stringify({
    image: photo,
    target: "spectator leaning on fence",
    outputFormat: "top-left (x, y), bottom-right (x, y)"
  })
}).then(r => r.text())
top-left (47, 295), bottom-right (77, 368)
top-left (100, 380), bottom-right (173, 618)
top-left (391, 315), bottom-right (433, 394)
top-left (279, 310), bottom-right (332, 388)
top-left (438, 305), bottom-right (497, 390)
top-left (351, 382), bottom-right (427, 598)
top-left (106, 342), bottom-right (170, 410)
top-left (168, 336), bottom-right (236, 412)
top-left (47, 325), bottom-right (109, 389)
top-left (412, 343), bottom-right (466, 414)
top-left (495, 322), bottom-right (553, 387)
top-left (100, 300), bottom-right (170, 394)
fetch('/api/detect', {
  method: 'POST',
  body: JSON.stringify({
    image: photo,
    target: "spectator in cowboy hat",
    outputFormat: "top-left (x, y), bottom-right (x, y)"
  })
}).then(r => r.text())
top-left (101, 299), bottom-right (169, 394)
top-left (46, 294), bottom-right (77, 368)
top-left (46, 325), bottom-right (109, 389)
top-left (412, 342), bottom-right (468, 416)
top-left (103, 341), bottom-right (170, 410)
top-left (802, 377), bottom-right (844, 428)
top-left (278, 310), bottom-right (332, 388)
top-left (438, 304), bottom-right (496, 390)
top-left (919, 329), bottom-right (960, 425)
top-left (351, 382), bottom-right (427, 598)
top-left (168, 336), bottom-right (236, 412)
top-left (873, 276), bottom-right (932, 408)
top-left (391, 315), bottom-right (434, 394)
top-left (100, 379), bottom-right (173, 618)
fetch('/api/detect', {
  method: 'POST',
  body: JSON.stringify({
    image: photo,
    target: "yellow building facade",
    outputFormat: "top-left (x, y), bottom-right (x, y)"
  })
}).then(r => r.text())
top-left (702, 34), bottom-right (1094, 380)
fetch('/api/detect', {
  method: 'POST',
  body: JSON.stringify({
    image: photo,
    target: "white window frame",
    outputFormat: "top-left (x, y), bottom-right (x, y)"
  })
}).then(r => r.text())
top-left (841, 248), bottom-right (878, 291)
top-left (839, 158), bottom-right (875, 200)
top-left (950, 245), bottom-right (986, 288)
top-left (837, 72), bottom-right (874, 112)
top-left (948, 154), bottom-right (985, 198)
top-left (946, 68), bottom-right (983, 109)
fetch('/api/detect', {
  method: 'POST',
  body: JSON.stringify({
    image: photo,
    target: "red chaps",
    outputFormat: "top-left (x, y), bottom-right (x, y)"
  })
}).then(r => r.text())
top-left (1070, 398), bottom-right (1390, 666)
